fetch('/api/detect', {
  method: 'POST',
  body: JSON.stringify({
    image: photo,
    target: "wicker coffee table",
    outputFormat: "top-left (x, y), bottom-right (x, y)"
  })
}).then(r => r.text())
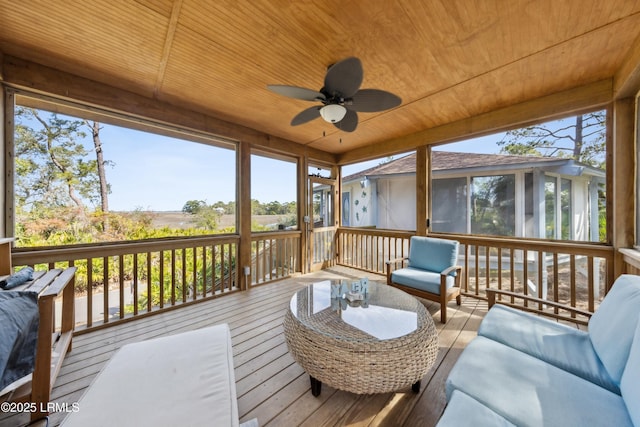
top-left (283, 280), bottom-right (438, 396)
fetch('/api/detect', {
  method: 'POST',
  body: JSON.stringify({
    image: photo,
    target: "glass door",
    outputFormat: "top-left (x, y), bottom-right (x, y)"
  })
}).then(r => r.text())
top-left (308, 177), bottom-right (336, 271)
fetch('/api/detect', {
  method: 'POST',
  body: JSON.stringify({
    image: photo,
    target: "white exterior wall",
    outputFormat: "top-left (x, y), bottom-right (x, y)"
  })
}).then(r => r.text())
top-left (341, 181), bottom-right (377, 227)
top-left (573, 178), bottom-right (590, 241)
top-left (376, 176), bottom-right (416, 230)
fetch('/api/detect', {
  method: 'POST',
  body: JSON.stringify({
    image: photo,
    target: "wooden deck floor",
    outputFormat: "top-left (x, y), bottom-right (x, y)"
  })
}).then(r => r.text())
top-left (1, 266), bottom-right (488, 427)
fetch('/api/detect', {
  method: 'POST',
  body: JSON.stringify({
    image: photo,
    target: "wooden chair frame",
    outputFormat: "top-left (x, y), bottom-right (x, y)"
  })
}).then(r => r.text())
top-left (0, 268), bottom-right (76, 423)
top-left (386, 258), bottom-right (462, 323)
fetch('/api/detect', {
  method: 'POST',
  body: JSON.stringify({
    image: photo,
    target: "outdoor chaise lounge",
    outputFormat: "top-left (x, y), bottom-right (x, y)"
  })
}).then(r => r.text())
top-left (437, 274), bottom-right (640, 426)
top-left (61, 324), bottom-right (258, 427)
top-left (386, 236), bottom-right (462, 323)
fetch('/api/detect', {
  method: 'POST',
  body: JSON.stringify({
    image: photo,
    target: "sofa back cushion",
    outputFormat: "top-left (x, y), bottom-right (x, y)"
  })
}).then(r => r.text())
top-left (408, 236), bottom-right (459, 274)
top-left (589, 274), bottom-right (640, 386)
top-left (620, 318), bottom-right (640, 426)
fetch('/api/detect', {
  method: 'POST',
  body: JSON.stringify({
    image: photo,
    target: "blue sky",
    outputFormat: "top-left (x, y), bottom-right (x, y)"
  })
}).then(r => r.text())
top-left (101, 125), bottom-right (317, 211)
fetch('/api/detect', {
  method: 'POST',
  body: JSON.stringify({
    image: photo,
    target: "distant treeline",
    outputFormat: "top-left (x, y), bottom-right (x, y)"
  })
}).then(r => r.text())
top-left (182, 199), bottom-right (296, 216)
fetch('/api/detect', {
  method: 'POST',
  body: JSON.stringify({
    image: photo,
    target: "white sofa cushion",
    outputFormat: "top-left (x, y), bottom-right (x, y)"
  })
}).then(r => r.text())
top-left (446, 336), bottom-right (634, 427)
top-left (61, 324), bottom-right (239, 427)
top-left (588, 274), bottom-right (640, 385)
top-left (478, 304), bottom-right (618, 393)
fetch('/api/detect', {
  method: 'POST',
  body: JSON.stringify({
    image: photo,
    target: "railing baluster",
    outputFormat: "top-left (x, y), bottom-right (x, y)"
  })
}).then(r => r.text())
top-left (484, 246), bottom-right (490, 292)
top-left (159, 251), bottom-right (165, 308)
top-left (523, 249), bottom-right (529, 308)
top-left (147, 251), bottom-right (152, 311)
top-left (537, 250), bottom-right (544, 311)
top-left (497, 246), bottom-right (502, 293)
top-left (118, 254), bottom-right (125, 319)
top-left (588, 256), bottom-right (595, 312)
top-left (103, 256), bottom-right (109, 324)
top-left (553, 253), bottom-right (559, 315)
top-left (182, 249), bottom-right (187, 303)
top-left (133, 253), bottom-right (139, 316)
top-left (87, 258), bottom-right (93, 328)
top-left (191, 247), bottom-right (197, 301)
top-left (570, 254), bottom-right (577, 318)
top-left (474, 245), bottom-right (480, 296)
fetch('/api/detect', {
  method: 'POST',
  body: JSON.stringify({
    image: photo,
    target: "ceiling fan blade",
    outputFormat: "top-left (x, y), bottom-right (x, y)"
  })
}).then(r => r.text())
top-left (349, 89), bottom-right (402, 112)
top-left (334, 109), bottom-right (358, 132)
top-left (291, 106), bottom-right (321, 126)
top-left (324, 57), bottom-right (363, 98)
top-left (267, 85), bottom-right (326, 101)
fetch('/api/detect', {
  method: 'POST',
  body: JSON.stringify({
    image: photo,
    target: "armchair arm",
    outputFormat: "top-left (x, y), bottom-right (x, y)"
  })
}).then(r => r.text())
top-left (486, 288), bottom-right (593, 320)
top-left (386, 257), bottom-right (409, 285)
top-left (440, 265), bottom-right (461, 277)
top-left (439, 265), bottom-right (463, 299)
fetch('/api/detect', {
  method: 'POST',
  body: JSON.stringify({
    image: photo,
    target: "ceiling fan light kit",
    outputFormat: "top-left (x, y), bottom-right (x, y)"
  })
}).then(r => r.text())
top-left (267, 57), bottom-right (401, 132)
top-left (320, 104), bottom-right (347, 123)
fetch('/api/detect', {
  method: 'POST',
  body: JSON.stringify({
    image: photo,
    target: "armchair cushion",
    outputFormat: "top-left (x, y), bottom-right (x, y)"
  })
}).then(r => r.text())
top-left (588, 274), bottom-right (640, 386)
top-left (391, 267), bottom-right (455, 295)
top-left (478, 304), bottom-right (618, 394)
top-left (620, 318), bottom-right (640, 426)
top-left (407, 236), bottom-right (458, 275)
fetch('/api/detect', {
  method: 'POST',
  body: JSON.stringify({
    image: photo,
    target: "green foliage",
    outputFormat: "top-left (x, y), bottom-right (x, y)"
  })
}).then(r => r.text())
top-left (498, 111), bottom-right (606, 168)
top-left (470, 175), bottom-right (516, 236)
top-left (15, 107), bottom-right (102, 210)
top-left (182, 199), bottom-right (206, 214)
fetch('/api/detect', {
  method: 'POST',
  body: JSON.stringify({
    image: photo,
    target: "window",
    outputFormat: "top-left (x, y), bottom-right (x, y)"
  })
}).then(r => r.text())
top-left (14, 96), bottom-right (236, 247)
top-left (251, 153), bottom-right (297, 232)
top-left (432, 178), bottom-right (466, 233)
top-left (471, 175), bottom-right (516, 236)
top-left (433, 109), bottom-right (606, 241)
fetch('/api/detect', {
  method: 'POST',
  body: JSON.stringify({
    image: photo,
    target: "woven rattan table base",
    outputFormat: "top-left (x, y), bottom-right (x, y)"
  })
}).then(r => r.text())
top-left (283, 283), bottom-right (438, 395)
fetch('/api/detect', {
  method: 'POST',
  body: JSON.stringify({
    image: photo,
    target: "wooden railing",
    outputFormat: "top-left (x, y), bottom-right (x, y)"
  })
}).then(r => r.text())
top-left (251, 231), bottom-right (301, 284)
top-left (337, 228), bottom-right (412, 274)
top-left (13, 236), bottom-right (241, 331)
top-left (312, 226), bottom-right (338, 268)
top-left (337, 228), bottom-right (615, 320)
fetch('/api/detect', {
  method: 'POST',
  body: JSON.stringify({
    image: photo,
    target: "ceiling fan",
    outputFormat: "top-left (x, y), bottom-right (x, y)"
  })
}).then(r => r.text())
top-left (267, 57), bottom-right (401, 132)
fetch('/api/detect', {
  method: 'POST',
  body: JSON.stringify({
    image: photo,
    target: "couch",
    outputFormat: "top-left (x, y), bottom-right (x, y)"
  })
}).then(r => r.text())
top-left (438, 274), bottom-right (640, 427)
top-left (386, 236), bottom-right (462, 323)
top-left (61, 324), bottom-right (258, 427)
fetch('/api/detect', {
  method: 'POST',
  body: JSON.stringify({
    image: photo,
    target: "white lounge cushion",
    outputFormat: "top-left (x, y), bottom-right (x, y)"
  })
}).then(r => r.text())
top-left (62, 324), bottom-right (239, 427)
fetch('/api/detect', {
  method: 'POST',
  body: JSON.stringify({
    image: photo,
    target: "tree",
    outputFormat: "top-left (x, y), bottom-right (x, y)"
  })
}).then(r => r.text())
top-left (182, 200), bottom-right (206, 214)
top-left (498, 111), bottom-right (606, 168)
top-left (86, 120), bottom-right (112, 230)
top-left (193, 205), bottom-right (222, 231)
top-left (15, 108), bottom-right (102, 213)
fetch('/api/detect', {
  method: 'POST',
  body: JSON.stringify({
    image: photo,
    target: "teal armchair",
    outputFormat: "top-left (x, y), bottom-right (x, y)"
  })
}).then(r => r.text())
top-left (386, 236), bottom-right (462, 323)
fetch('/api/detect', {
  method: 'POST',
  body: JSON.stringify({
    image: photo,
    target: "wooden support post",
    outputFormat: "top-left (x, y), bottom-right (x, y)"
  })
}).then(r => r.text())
top-left (298, 155), bottom-right (308, 274)
top-left (238, 141), bottom-right (252, 290)
top-left (611, 99), bottom-right (635, 282)
top-left (416, 146), bottom-right (429, 236)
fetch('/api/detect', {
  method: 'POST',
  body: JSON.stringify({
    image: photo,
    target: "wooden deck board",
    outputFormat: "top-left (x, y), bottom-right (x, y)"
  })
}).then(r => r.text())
top-left (0, 267), bottom-right (488, 427)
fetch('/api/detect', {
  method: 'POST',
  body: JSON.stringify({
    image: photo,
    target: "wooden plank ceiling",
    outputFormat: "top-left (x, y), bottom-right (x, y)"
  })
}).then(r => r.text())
top-left (1, 0), bottom-right (639, 157)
